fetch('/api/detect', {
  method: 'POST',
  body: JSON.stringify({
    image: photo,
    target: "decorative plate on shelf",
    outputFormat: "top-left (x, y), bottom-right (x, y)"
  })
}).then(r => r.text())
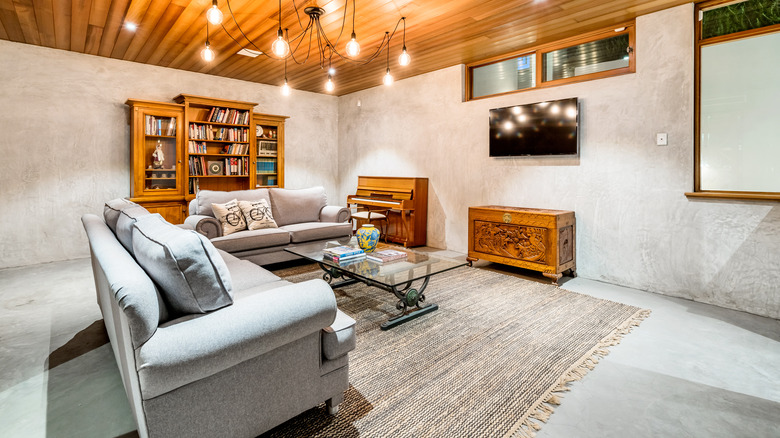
top-left (256, 126), bottom-right (263, 137)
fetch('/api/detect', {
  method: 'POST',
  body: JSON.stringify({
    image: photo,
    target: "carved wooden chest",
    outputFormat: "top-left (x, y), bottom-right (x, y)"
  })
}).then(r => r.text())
top-left (467, 206), bottom-right (576, 285)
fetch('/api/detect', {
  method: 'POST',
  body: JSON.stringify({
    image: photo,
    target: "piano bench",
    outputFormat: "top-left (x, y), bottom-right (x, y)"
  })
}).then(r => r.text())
top-left (351, 211), bottom-right (388, 243)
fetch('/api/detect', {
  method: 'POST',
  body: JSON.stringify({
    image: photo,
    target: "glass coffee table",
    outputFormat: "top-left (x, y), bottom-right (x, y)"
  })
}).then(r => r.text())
top-left (285, 238), bottom-right (468, 330)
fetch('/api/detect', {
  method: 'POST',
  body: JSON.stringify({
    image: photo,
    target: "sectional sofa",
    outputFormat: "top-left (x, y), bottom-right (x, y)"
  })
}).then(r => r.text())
top-left (82, 197), bottom-right (356, 438)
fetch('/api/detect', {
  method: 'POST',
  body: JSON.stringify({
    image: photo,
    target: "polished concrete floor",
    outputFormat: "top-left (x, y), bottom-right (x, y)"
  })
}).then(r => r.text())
top-left (1, 256), bottom-right (778, 438)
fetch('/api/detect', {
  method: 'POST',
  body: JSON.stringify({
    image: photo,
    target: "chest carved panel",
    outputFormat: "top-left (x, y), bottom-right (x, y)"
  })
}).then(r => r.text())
top-left (473, 221), bottom-right (547, 263)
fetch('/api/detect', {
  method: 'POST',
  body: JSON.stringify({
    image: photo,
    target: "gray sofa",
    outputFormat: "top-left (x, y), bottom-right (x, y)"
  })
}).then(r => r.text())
top-left (82, 198), bottom-right (356, 438)
top-left (185, 186), bottom-right (353, 266)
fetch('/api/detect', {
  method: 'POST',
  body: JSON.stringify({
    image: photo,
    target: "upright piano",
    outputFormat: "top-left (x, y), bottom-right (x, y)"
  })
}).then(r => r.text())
top-left (347, 176), bottom-right (428, 247)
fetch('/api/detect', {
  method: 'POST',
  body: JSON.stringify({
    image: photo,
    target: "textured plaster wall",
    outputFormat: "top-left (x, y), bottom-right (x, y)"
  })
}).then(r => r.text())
top-left (0, 40), bottom-right (338, 269)
top-left (337, 4), bottom-right (780, 319)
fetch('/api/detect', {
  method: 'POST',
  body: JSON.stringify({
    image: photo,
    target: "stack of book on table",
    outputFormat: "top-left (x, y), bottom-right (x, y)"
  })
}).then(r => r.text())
top-left (323, 246), bottom-right (366, 263)
top-left (366, 249), bottom-right (408, 263)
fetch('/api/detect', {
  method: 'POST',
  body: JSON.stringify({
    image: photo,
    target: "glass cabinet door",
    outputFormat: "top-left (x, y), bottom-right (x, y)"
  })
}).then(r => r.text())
top-left (130, 104), bottom-right (184, 198)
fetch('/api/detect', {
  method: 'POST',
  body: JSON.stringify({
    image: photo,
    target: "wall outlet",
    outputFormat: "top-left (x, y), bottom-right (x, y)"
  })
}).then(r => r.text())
top-left (656, 133), bottom-right (668, 146)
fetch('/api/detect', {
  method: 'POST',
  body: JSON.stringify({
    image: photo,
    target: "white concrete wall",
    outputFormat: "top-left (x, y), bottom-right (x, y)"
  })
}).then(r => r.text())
top-left (337, 4), bottom-right (780, 319)
top-left (0, 40), bottom-right (339, 269)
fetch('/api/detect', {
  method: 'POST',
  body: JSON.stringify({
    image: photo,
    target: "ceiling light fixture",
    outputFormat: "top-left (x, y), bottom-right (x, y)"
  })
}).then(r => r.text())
top-left (270, 0), bottom-right (290, 58)
top-left (206, 0), bottom-right (223, 26)
top-left (281, 58), bottom-right (291, 96)
top-left (201, 23), bottom-right (216, 62)
top-left (345, 0), bottom-right (360, 57)
top-left (205, 1), bottom-right (411, 93)
top-left (383, 33), bottom-right (393, 86)
top-left (398, 17), bottom-right (410, 66)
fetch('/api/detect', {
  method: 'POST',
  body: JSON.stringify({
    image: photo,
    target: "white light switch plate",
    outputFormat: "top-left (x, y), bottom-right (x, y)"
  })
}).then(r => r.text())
top-left (656, 133), bottom-right (668, 146)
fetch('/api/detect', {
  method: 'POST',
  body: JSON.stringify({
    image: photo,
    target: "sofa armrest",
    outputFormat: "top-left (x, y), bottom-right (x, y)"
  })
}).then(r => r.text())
top-left (136, 279), bottom-right (337, 400)
top-left (184, 214), bottom-right (222, 239)
top-left (320, 205), bottom-right (351, 223)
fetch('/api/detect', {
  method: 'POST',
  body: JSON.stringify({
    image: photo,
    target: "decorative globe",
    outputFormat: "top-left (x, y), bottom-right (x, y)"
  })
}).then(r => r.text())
top-left (356, 224), bottom-right (380, 252)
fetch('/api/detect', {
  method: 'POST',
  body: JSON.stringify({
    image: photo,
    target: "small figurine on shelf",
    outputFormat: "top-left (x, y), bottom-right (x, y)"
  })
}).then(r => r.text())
top-left (152, 141), bottom-right (165, 169)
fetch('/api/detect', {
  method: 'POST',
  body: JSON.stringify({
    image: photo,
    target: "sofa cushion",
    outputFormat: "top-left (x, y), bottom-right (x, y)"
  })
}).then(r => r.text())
top-left (211, 228), bottom-right (291, 253)
top-left (217, 249), bottom-right (282, 292)
top-left (322, 309), bottom-right (357, 360)
top-left (281, 222), bottom-right (353, 243)
top-left (115, 205), bottom-right (151, 254)
top-left (104, 198), bottom-right (137, 233)
top-left (194, 188), bottom-right (270, 217)
top-left (211, 199), bottom-right (247, 236)
top-left (239, 199), bottom-right (278, 230)
top-left (269, 187), bottom-right (327, 226)
top-left (132, 214), bottom-right (234, 315)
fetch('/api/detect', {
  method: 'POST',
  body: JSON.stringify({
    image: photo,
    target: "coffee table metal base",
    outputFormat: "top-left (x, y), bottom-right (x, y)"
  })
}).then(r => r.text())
top-left (318, 262), bottom-right (438, 330)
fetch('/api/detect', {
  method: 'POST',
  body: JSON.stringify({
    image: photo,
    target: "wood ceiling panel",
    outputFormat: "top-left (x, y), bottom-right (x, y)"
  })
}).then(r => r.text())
top-left (13, 0), bottom-right (41, 45)
top-left (32, 0), bottom-right (57, 47)
top-left (1, 0), bottom-right (692, 95)
top-left (97, 0), bottom-right (131, 56)
top-left (109, 0), bottom-right (151, 58)
top-left (0, 0), bottom-right (26, 42)
top-left (70, 0), bottom-right (93, 51)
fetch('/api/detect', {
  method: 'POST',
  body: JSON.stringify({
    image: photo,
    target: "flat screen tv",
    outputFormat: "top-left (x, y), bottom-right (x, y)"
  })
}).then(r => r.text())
top-left (489, 97), bottom-right (579, 157)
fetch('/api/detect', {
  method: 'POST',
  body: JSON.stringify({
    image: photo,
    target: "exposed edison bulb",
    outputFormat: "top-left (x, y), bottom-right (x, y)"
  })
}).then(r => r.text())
top-left (271, 30), bottom-right (289, 58)
top-left (383, 68), bottom-right (394, 86)
top-left (281, 79), bottom-right (291, 96)
top-left (398, 47), bottom-right (411, 66)
top-left (206, 1), bottom-right (223, 26)
top-left (201, 42), bottom-right (215, 62)
top-left (345, 32), bottom-right (361, 57)
top-left (325, 75), bottom-right (335, 92)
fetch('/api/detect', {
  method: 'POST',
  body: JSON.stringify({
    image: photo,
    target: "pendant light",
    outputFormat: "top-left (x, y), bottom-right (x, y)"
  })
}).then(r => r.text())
top-left (201, 24), bottom-right (216, 62)
top-left (325, 52), bottom-right (335, 92)
top-left (344, 0), bottom-right (360, 57)
top-left (270, 0), bottom-right (289, 58)
top-left (281, 58), bottom-right (291, 96)
top-left (383, 33), bottom-right (393, 86)
top-left (206, 0), bottom-right (223, 26)
top-left (398, 17), bottom-right (411, 66)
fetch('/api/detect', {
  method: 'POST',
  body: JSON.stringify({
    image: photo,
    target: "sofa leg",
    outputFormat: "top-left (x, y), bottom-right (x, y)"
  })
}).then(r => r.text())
top-left (326, 392), bottom-right (344, 416)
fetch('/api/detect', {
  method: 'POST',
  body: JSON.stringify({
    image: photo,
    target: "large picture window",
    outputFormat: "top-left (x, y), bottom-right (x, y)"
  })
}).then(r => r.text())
top-left (691, 0), bottom-right (780, 200)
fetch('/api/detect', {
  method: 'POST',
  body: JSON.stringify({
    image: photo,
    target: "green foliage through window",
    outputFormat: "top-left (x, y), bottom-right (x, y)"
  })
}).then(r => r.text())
top-left (702, 0), bottom-right (780, 39)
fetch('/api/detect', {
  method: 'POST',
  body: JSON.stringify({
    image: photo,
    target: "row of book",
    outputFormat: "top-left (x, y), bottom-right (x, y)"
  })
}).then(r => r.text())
top-left (189, 124), bottom-right (249, 142)
top-left (256, 159), bottom-right (277, 173)
top-left (188, 156), bottom-right (249, 176)
top-left (207, 107), bottom-right (250, 125)
top-left (145, 116), bottom-right (176, 136)
top-left (188, 141), bottom-right (207, 154)
top-left (221, 143), bottom-right (250, 155)
top-left (223, 157), bottom-right (249, 175)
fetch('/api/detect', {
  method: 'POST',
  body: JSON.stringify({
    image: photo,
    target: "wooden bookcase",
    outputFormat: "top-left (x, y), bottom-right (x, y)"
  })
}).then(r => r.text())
top-left (173, 94), bottom-right (257, 201)
top-left (126, 95), bottom-right (287, 221)
top-left (253, 113), bottom-right (287, 188)
top-left (126, 99), bottom-right (187, 224)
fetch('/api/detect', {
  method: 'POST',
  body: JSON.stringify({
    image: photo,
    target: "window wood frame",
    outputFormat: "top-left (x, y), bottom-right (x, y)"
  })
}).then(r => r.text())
top-left (687, 0), bottom-right (780, 201)
top-left (466, 22), bottom-right (635, 101)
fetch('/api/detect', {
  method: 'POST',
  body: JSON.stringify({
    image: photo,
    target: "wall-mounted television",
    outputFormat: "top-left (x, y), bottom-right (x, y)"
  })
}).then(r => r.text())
top-left (489, 97), bottom-right (579, 157)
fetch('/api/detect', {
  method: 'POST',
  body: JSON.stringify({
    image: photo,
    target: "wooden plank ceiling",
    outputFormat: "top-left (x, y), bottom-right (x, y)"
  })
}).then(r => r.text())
top-left (0, 0), bottom-right (691, 96)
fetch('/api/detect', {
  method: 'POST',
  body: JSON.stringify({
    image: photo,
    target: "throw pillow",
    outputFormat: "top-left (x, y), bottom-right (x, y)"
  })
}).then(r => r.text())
top-left (104, 198), bottom-right (137, 233)
top-left (132, 214), bottom-right (233, 315)
top-left (211, 199), bottom-right (247, 235)
top-left (115, 205), bottom-right (151, 255)
top-left (239, 199), bottom-right (278, 230)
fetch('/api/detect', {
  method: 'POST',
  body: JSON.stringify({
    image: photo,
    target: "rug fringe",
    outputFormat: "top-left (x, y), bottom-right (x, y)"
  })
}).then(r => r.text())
top-left (505, 308), bottom-right (651, 438)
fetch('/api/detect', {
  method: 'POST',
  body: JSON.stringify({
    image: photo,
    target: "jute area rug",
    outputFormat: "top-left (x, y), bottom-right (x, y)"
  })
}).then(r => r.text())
top-left (261, 263), bottom-right (649, 438)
